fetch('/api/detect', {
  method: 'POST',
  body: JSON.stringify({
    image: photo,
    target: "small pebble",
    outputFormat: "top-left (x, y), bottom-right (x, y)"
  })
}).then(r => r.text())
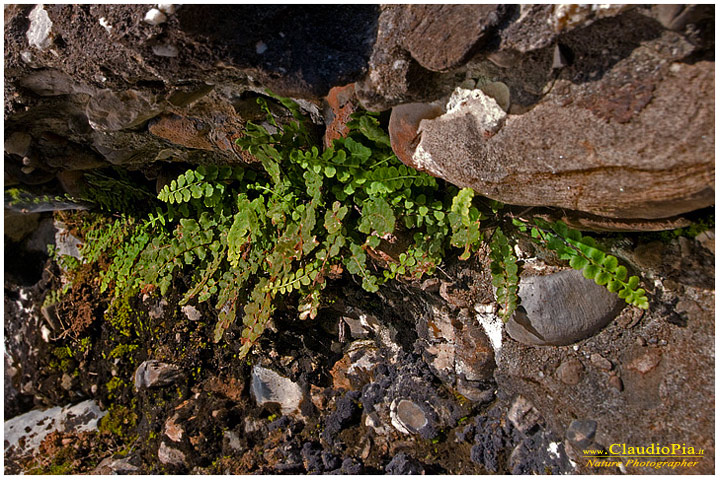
top-left (628, 351), bottom-right (661, 374)
top-left (152, 44), bottom-right (179, 57)
top-left (565, 419), bottom-right (597, 450)
top-left (590, 353), bottom-right (613, 371)
top-left (658, 339), bottom-right (667, 346)
top-left (609, 375), bottom-right (623, 391)
top-left (255, 41), bottom-right (268, 54)
top-left (556, 358), bottom-right (584, 385)
top-left (144, 8), bottom-right (167, 26)
top-left (157, 4), bottom-right (178, 15)
top-left (635, 337), bottom-right (647, 346)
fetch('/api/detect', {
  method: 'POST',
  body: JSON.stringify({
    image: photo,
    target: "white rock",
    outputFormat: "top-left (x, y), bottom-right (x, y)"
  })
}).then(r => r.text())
top-left (250, 365), bottom-right (304, 416)
top-left (144, 8), bottom-right (167, 26)
top-left (476, 312), bottom-right (503, 354)
top-left (4, 400), bottom-right (106, 455)
top-left (26, 5), bottom-right (53, 50)
top-left (255, 41), bottom-right (268, 54)
top-left (40, 325), bottom-right (52, 342)
top-left (157, 4), bottom-right (179, 15)
top-left (181, 305), bottom-right (201, 321)
top-left (99, 17), bottom-right (112, 33)
top-left (444, 87), bottom-right (506, 132)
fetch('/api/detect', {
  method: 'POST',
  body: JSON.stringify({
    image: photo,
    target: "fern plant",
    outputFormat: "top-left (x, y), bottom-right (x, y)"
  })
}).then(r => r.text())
top-left (74, 90), bottom-right (649, 360)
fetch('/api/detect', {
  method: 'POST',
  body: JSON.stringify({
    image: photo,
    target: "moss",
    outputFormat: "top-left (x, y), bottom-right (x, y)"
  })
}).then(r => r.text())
top-left (105, 376), bottom-right (126, 400)
top-left (109, 343), bottom-right (139, 359)
top-left (99, 402), bottom-right (138, 445)
top-left (105, 293), bottom-right (137, 337)
top-left (78, 336), bottom-right (92, 353)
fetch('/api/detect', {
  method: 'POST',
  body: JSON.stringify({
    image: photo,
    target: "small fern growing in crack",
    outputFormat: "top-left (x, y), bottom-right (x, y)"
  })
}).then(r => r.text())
top-left (489, 228), bottom-right (519, 322)
top-left (72, 89), bottom-right (650, 361)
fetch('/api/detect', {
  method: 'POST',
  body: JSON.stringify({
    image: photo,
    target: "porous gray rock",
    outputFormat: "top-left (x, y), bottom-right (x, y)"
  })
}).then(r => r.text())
top-left (134, 360), bottom-right (183, 390)
top-left (505, 270), bottom-right (624, 346)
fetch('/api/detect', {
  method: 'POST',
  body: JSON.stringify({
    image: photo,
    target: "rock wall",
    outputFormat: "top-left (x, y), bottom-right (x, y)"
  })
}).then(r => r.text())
top-left (5, 5), bottom-right (714, 229)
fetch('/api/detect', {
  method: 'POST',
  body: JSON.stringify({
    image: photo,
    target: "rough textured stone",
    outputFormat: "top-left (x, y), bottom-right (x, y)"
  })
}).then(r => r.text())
top-left (401, 5), bottom-right (506, 72)
top-left (158, 441), bottom-right (186, 466)
top-left (134, 360), bottom-right (183, 389)
top-left (505, 269), bottom-right (624, 346)
top-left (507, 395), bottom-right (542, 434)
top-left (556, 358), bottom-right (584, 386)
top-left (4, 400), bottom-right (106, 455)
top-left (416, 303), bottom-right (495, 403)
top-left (330, 340), bottom-right (382, 391)
top-left (388, 102), bottom-right (444, 166)
top-left (405, 57), bottom-right (713, 220)
top-left (323, 83), bottom-right (359, 149)
top-left (250, 365), bottom-right (304, 417)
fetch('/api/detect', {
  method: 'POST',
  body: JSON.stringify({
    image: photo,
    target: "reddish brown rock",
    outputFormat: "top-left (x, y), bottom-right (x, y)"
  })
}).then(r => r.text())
top-left (388, 103), bottom-right (444, 167)
top-left (627, 350), bottom-right (662, 374)
top-left (323, 83), bottom-right (359, 149)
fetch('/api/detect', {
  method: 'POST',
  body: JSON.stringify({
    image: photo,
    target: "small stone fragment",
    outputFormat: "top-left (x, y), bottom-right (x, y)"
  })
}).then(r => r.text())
top-left (181, 305), bottom-right (201, 321)
top-left (164, 413), bottom-right (183, 442)
top-left (565, 419), bottom-right (597, 450)
top-left (556, 358), bottom-right (584, 385)
top-left (148, 299), bottom-right (168, 319)
top-left (250, 365), bottom-right (304, 416)
top-left (608, 374), bottom-right (624, 392)
top-left (158, 441), bottom-right (185, 466)
top-left (507, 395), bottom-right (542, 434)
top-left (157, 4), bottom-right (178, 15)
top-left (590, 353), bottom-right (613, 371)
top-left (627, 351), bottom-right (662, 374)
top-left (695, 229), bottom-right (714, 254)
top-left (134, 360), bottom-right (183, 389)
top-left (390, 399), bottom-right (429, 435)
top-left (144, 8), bottom-right (167, 26)
top-left (26, 5), bottom-right (53, 50)
top-left (552, 44), bottom-right (568, 69)
top-left (152, 44), bottom-right (179, 57)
